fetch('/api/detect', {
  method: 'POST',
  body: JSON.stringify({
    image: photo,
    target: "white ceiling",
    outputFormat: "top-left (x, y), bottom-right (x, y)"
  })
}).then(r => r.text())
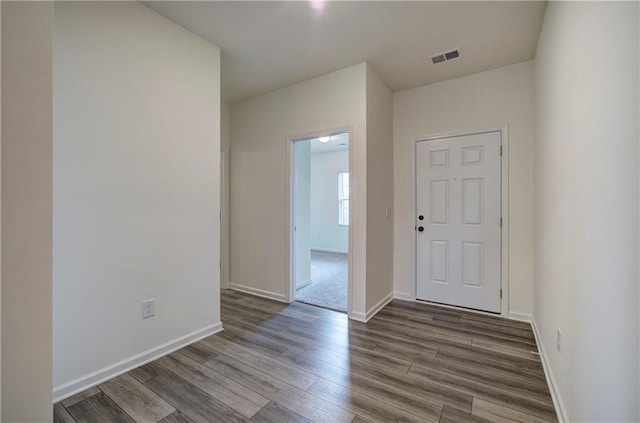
top-left (144, 1), bottom-right (547, 104)
top-left (308, 132), bottom-right (349, 154)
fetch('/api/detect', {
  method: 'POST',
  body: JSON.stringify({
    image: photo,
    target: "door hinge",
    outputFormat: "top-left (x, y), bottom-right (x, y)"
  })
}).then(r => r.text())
top-left (500, 289), bottom-right (503, 299)
top-left (500, 217), bottom-right (503, 227)
top-left (500, 145), bottom-right (503, 156)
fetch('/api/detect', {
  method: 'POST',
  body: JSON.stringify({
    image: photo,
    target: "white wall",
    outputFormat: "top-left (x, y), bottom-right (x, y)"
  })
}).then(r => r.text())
top-left (393, 61), bottom-right (534, 316)
top-left (365, 65), bottom-right (394, 311)
top-left (229, 63), bottom-right (368, 315)
top-left (221, 102), bottom-right (230, 289)
top-left (310, 150), bottom-right (349, 254)
top-left (533, 3), bottom-right (639, 421)
top-left (53, 1), bottom-right (221, 398)
top-left (294, 141), bottom-right (311, 287)
top-left (1, 2), bottom-right (53, 421)
top-left (1, 4), bottom-right (3, 417)
top-left (221, 102), bottom-right (231, 150)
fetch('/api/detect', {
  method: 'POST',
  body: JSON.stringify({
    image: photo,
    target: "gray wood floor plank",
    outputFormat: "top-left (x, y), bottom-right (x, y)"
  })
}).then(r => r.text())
top-left (204, 353), bottom-right (355, 423)
top-left (215, 326), bottom-right (291, 357)
top-left (460, 313), bottom-right (533, 331)
top-left (158, 411), bottom-right (197, 423)
top-left (405, 353), bottom-right (551, 403)
top-left (66, 392), bottom-right (135, 423)
top-left (221, 289), bottom-right (249, 301)
top-left (250, 402), bottom-right (313, 423)
top-left (221, 303), bottom-right (296, 332)
top-left (408, 364), bottom-right (556, 421)
top-left (222, 311), bottom-right (293, 333)
top-left (200, 335), bottom-right (319, 390)
top-left (156, 351), bottom-right (270, 418)
top-left (276, 349), bottom-right (444, 421)
top-left (144, 372), bottom-right (251, 423)
top-left (439, 405), bottom-right (492, 423)
top-left (282, 325), bottom-right (377, 351)
top-left (61, 386), bottom-right (101, 408)
top-left (129, 361), bottom-right (174, 383)
top-left (471, 336), bottom-right (540, 361)
top-left (472, 398), bottom-right (555, 423)
top-left (282, 348), bottom-right (473, 413)
top-left (303, 342), bottom-right (412, 374)
top-left (436, 344), bottom-right (545, 381)
top-left (178, 341), bottom-right (219, 364)
top-left (236, 297), bottom-right (318, 323)
top-left (406, 324), bottom-right (475, 346)
top-left (453, 317), bottom-right (535, 341)
top-left (99, 373), bottom-right (176, 422)
top-left (373, 339), bottom-right (439, 364)
top-left (424, 316), bottom-right (537, 344)
top-left (284, 324), bottom-right (379, 351)
top-left (307, 378), bottom-right (437, 423)
top-left (54, 403), bottom-right (76, 423)
top-left (224, 320), bottom-right (315, 351)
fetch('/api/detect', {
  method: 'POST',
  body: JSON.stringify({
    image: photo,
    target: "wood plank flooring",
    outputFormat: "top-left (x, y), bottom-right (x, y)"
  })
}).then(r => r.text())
top-left (54, 290), bottom-right (557, 423)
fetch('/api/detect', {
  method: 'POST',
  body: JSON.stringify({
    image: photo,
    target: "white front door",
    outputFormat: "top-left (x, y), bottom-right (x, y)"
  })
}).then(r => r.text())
top-left (415, 132), bottom-right (502, 313)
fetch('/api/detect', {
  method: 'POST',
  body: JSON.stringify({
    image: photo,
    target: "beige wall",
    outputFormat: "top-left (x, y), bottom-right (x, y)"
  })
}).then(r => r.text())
top-left (53, 2), bottom-right (221, 398)
top-left (365, 65), bottom-right (394, 311)
top-left (534, 2), bottom-right (639, 420)
top-left (229, 63), bottom-right (368, 315)
top-left (1, 2), bottom-right (53, 421)
top-left (393, 61), bottom-right (534, 317)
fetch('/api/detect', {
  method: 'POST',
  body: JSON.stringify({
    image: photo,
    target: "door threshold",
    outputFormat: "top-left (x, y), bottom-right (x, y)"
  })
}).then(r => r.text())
top-left (295, 299), bottom-right (347, 314)
top-left (414, 299), bottom-right (501, 316)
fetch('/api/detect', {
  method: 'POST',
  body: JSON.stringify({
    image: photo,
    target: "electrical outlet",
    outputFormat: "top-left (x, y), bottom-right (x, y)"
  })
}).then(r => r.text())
top-left (556, 328), bottom-right (562, 351)
top-left (142, 299), bottom-right (155, 319)
top-left (385, 205), bottom-right (392, 217)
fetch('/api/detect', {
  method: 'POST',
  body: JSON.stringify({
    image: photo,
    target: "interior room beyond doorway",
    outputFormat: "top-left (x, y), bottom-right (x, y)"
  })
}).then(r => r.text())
top-left (292, 132), bottom-right (350, 312)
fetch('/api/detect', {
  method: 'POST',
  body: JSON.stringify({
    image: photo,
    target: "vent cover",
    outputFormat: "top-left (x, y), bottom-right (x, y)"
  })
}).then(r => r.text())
top-left (430, 48), bottom-right (461, 64)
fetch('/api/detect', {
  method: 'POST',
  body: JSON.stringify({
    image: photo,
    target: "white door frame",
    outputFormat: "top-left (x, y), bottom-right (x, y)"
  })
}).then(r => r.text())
top-left (410, 126), bottom-right (509, 317)
top-left (285, 127), bottom-right (354, 317)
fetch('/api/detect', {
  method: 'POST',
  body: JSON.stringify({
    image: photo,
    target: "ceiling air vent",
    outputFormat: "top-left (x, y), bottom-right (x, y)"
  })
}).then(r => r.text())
top-left (430, 48), bottom-right (461, 65)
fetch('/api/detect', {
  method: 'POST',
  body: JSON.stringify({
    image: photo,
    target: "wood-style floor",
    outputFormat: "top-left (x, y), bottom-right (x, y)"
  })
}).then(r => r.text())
top-left (54, 290), bottom-right (557, 423)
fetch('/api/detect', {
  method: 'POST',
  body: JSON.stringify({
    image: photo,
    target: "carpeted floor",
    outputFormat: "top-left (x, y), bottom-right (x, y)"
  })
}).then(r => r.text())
top-left (295, 250), bottom-right (348, 312)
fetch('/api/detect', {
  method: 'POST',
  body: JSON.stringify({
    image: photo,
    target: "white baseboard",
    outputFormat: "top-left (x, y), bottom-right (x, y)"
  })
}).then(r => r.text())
top-left (531, 317), bottom-right (568, 423)
top-left (393, 291), bottom-right (412, 301)
top-left (228, 283), bottom-right (288, 303)
top-left (310, 247), bottom-right (348, 254)
top-left (349, 310), bottom-right (367, 322)
top-left (296, 279), bottom-right (312, 290)
top-left (53, 322), bottom-right (223, 403)
top-left (507, 311), bottom-right (532, 323)
top-left (350, 291), bottom-right (394, 322)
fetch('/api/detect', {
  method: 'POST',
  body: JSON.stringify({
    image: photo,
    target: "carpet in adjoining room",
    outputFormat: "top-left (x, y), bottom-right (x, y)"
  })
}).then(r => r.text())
top-left (296, 250), bottom-right (348, 312)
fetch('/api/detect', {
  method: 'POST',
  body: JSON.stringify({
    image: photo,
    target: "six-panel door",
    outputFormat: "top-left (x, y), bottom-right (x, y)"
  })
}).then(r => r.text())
top-left (415, 132), bottom-right (501, 313)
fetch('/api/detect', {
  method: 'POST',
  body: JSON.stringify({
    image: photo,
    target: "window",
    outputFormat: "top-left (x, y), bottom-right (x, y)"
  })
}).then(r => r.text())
top-left (338, 172), bottom-right (349, 226)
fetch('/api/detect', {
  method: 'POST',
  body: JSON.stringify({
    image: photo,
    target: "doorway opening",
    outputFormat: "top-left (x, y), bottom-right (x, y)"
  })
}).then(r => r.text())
top-left (291, 131), bottom-right (350, 312)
